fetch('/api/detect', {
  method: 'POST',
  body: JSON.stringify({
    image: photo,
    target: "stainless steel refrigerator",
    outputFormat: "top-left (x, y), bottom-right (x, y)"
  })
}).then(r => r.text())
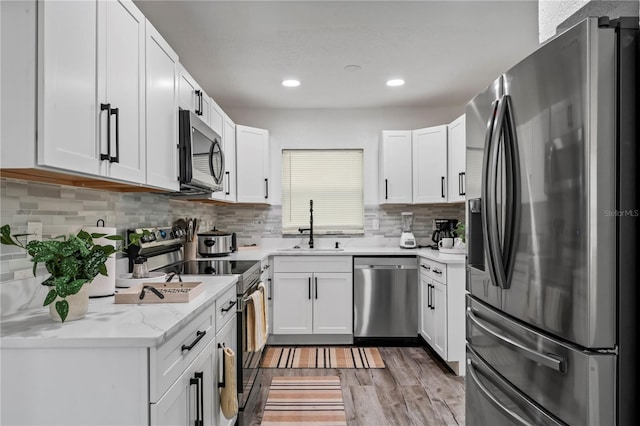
top-left (465, 17), bottom-right (638, 425)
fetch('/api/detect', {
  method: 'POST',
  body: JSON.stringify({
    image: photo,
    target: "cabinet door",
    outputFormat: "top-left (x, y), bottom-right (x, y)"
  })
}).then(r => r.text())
top-left (432, 280), bottom-right (448, 359)
top-left (236, 125), bottom-right (270, 204)
top-left (313, 273), bottom-right (352, 334)
top-left (412, 125), bottom-right (448, 203)
top-left (223, 115), bottom-right (237, 202)
top-left (447, 114), bottom-right (466, 203)
top-left (145, 20), bottom-right (179, 191)
top-left (273, 273), bottom-right (313, 334)
top-left (151, 338), bottom-right (215, 426)
top-left (215, 316), bottom-right (238, 426)
top-left (99, 0), bottom-right (146, 183)
top-left (420, 275), bottom-right (434, 345)
top-left (380, 131), bottom-right (413, 204)
top-left (38, 0), bottom-right (101, 175)
top-left (178, 64), bottom-right (197, 112)
top-left (209, 98), bottom-right (224, 138)
top-left (200, 93), bottom-right (211, 126)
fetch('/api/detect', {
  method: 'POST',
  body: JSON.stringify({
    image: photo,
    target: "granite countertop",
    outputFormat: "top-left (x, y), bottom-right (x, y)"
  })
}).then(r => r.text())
top-left (225, 245), bottom-right (467, 264)
top-left (0, 275), bottom-right (237, 349)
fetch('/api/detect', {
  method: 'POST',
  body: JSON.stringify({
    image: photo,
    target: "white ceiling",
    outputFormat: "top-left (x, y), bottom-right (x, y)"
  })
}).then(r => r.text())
top-left (134, 0), bottom-right (540, 110)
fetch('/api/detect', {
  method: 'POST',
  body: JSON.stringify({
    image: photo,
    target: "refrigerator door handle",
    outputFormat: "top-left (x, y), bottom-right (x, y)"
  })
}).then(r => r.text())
top-left (481, 98), bottom-right (502, 288)
top-left (467, 308), bottom-right (566, 372)
top-left (500, 95), bottom-right (521, 289)
top-left (467, 360), bottom-right (531, 426)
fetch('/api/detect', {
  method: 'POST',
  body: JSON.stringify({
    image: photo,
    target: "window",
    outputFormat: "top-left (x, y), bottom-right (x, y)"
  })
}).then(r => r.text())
top-left (282, 149), bottom-right (364, 234)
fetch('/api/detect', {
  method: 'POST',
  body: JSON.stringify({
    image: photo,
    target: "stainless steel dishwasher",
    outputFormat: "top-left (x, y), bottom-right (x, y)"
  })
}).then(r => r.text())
top-left (353, 257), bottom-right (418, 338)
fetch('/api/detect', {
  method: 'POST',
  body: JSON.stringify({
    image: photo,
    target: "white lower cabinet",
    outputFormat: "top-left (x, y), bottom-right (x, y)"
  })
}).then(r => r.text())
top-left (419, 257), bottom-right (466, 376)
top-left (214, 307), bottom-right (238, 426)
top-left (272, 256), bottom-right (352, 337)
top-left (151, 338), bottom-right (215, 426)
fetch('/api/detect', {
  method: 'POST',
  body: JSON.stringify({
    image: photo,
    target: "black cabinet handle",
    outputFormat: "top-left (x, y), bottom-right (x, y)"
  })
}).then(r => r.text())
top-left (218, 343), bottom-right (226, 388)
top-left (225, 171), bottom-right (230, 195)
top-left (265, 178), bottom-right (269, 199)
top-left (427, 284), bottom-right (431, 308)
top-left (195, 371), bottom-right (203, 426)
top-left (315, 276), bottom-right (318, 299)
top-left (433, 269), bottom-right (442, 275)
top-left (195, 90), bottom-right (202, 115)
top-left (221, 300), bottom-right (237, 313)
top-left (181, 330), bottom-right (206, 352)
top-left (268, 278), bottom-right (272, 301)
top-left (441, 176), bottom-right (445, 198)
top-left (189, 375), bottom-right (200, 426)
top-left (100, 103), bottom-right (111, 161)
top-left (385, 179), bottom-right (388, 199)
top-left (460, 172), bottom-right (466, 196)
top-left (110, 107), bottom-right (120, 163)
top-left (420, 264), bottom-right (430, 271)
top-left (308, 277), bottom-right (311, 300)
top-left (431, 285), bottom-right (435, 310)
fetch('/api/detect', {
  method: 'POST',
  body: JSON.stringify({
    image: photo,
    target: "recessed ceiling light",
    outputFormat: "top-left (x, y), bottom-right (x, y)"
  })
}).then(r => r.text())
top-left (386, 79), bottom-right (405, 87)
top-left (282, 79), bottom-right (301, 87)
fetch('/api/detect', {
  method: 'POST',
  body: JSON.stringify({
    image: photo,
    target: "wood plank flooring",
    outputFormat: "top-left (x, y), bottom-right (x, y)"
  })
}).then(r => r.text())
top-left (243, 346), bottom-right (465, 425)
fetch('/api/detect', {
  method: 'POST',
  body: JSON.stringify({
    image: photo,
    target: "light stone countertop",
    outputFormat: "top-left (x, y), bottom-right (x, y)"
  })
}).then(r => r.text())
top-left (225, 245), bottom-right (467, 265)
top-left (0, 275), bottom-right (237, 349)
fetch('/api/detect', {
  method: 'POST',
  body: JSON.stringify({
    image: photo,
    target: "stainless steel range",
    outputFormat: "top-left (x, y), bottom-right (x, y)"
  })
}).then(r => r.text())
top-left (126, 227), bottom-right (264, 417)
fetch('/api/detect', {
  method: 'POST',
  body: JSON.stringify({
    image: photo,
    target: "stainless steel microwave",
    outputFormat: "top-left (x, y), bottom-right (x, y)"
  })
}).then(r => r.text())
top-left (178, 109), bottom-right (225, 194)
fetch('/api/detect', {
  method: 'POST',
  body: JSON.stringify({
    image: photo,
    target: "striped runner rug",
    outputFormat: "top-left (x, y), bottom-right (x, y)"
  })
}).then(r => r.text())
top-left (261, 346), bottom-right (385, 369)
top-left (261, 376), bottom-right (347, 425)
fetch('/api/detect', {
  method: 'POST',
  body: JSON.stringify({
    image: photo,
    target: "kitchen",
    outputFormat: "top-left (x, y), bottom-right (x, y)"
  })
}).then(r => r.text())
top-left (1, 1), bottom-right (638, 425)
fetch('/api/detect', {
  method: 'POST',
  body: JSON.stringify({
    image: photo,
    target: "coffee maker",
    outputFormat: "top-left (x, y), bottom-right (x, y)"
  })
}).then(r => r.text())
top-left (431, 219), bottom-right (458, 248)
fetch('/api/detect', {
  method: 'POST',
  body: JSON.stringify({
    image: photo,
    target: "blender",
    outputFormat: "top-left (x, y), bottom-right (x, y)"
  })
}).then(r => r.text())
top-left (399, 212), bottom-right (417, 248)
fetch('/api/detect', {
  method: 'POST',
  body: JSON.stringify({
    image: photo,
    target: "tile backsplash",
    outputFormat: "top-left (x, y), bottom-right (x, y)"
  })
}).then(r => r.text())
top-left (0, 176), bottom-right (464, 284)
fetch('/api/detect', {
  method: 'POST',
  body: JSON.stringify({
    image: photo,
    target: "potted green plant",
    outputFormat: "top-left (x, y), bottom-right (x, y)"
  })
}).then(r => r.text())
top-left (1, 225), bottom-right (145, 322)
top-left (454, 222), bottom-right (466, 247)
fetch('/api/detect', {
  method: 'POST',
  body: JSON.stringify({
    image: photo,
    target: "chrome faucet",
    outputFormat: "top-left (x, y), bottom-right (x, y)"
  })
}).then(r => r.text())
top-left (298, 200), bottom-right (314, 248)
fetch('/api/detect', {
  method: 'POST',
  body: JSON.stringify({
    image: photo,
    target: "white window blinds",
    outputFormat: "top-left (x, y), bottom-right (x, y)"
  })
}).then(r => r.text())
top-left (282, 149), bottom-right (364, 234)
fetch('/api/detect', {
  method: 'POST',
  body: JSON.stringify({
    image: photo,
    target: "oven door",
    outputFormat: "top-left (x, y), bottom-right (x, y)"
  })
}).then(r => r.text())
top-left (237, 280), bottom-right (264, 409)
top-left (179, 110), bottom-right (224, 192)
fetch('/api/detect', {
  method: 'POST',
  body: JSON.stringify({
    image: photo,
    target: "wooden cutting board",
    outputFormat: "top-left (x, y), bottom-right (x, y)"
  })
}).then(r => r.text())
top-left (114, 282), bottom-right (204, 304)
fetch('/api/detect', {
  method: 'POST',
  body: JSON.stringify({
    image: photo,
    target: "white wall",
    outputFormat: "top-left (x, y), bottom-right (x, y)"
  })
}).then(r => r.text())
top-left (226, 106), bottom-right (462, 205)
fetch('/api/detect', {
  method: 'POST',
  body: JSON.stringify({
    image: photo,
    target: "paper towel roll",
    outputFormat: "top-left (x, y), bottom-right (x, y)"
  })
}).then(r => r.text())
top-left (84, 226), bottom-right (117, 298)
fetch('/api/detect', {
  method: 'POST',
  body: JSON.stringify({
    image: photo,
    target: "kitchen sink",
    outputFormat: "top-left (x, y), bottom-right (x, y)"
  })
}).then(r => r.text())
top-left (276, 247), bottom-right (344, 252)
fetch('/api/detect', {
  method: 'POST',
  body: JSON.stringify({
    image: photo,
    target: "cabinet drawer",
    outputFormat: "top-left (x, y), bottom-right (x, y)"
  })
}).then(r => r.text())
top-left (419, 258), bottom-right (447, 283)
top-left (274, 255), bottom-right (352, 273)
top-left (215, 286), bottom-right (237, 332)
top-left (150, 306), bottom-right (216, 402)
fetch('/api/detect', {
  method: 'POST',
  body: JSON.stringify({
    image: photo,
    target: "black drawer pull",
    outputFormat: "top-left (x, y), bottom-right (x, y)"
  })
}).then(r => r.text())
top-left (420, 264), bottom-right (430, 271)
top-left (181, 330), bottom-right (206, 352)
top-left (433, 269), bottom-right (442, 275)
top-left (218, 343), bottom-right (226, 388)
top-left (221, 300), bottom-right (237, 313)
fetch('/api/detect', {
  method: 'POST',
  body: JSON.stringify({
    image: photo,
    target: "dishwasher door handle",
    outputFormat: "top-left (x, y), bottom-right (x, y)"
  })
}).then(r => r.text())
top-left (354, 265), bottom-right (418, 270)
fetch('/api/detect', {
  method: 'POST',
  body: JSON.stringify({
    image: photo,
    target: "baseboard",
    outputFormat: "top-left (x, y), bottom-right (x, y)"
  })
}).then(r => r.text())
top-left (417, 334), bottom-right (460, 375)
top-left (353, 336), bottom-right (419, 347)
top-left (267, 334), bottom-right (354, 345)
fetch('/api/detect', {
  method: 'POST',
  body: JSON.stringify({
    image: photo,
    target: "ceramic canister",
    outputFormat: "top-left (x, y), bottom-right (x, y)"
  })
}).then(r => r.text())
top-left (83, 226), bottom-right (117, 297)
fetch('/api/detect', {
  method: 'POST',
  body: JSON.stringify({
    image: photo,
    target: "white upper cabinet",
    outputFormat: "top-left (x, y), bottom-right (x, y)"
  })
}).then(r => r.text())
top-left (2, 0), bottom-right (149, 186)
top-left (447, 114), bottom-right (466, 203)
top-left (178, 64), bottom-right (211, 126)
top-left (145, 20), bottom-right (179, 191)
top-left (236, 125), bottom-right (270, 204)
top-left (36, 0), bottom-right (101, 175)
top-left (412, 125), bottom-right (448, 203)
top-left (209, 98), bottom-right (225, 140)
top-left (97, 0), bottom-right (146, 184)
top-left (379, 131), bottom-right (413, 204)
top-left (222, 114), bottom-right (237, 202)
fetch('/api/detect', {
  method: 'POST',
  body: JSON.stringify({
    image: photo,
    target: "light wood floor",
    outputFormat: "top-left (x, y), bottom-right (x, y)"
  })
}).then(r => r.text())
top-left (243, 346), bottom-right (465, 426)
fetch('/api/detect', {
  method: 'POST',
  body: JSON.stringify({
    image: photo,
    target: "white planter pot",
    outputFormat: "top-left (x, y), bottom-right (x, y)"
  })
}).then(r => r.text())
top-left (49, 285), bottom-right (89, 322)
